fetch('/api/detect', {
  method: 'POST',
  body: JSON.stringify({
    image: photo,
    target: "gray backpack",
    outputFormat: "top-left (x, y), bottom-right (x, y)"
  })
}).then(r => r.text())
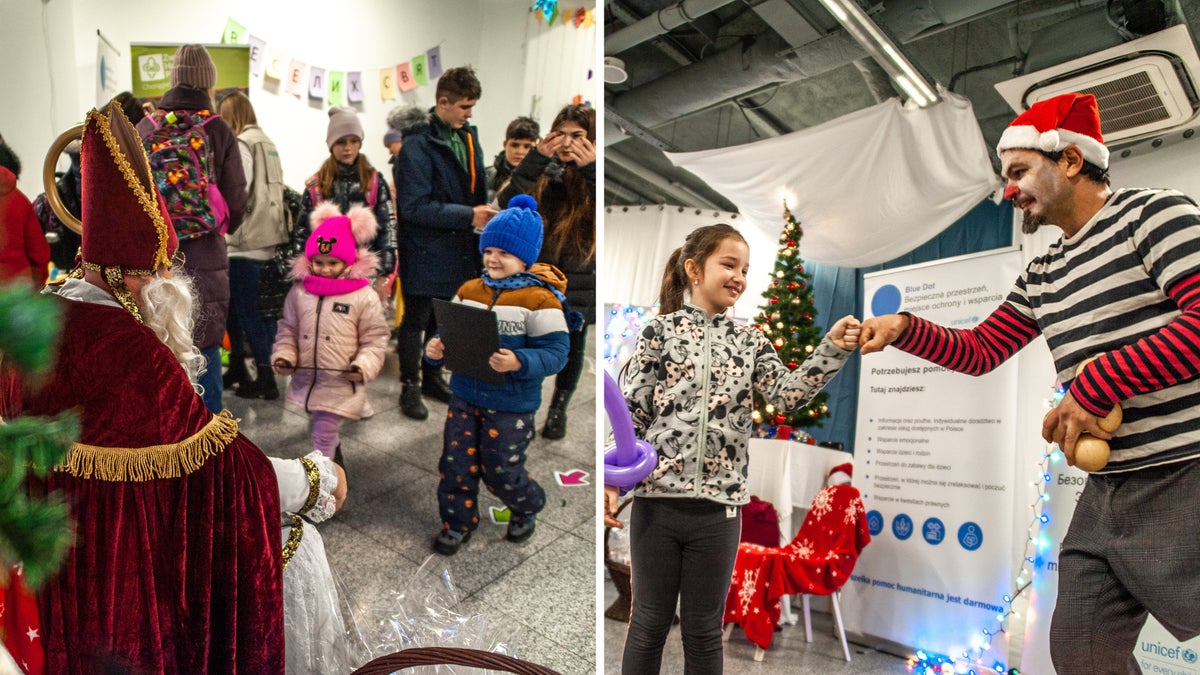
top-left (227, 126), bottom-right (290, 252)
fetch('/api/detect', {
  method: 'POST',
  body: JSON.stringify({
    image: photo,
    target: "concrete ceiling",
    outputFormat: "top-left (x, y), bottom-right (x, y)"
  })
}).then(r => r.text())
top-left (603, 0), bottom-right (1200, 210)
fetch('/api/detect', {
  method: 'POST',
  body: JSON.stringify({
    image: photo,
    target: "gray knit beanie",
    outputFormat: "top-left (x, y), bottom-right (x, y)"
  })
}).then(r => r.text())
top-left (170, 44), bottom-right (217, 89)
top-left (327, 106), bottom-right (364, 150)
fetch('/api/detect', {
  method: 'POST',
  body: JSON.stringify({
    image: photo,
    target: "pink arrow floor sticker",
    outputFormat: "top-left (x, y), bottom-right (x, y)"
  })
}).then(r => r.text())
top-left (554, 469), bottom-right (590, 486)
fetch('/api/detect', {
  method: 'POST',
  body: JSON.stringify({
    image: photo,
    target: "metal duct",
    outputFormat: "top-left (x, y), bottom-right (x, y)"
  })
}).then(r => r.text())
top-left (604, 0), bottom-right (745, 55)
top-left (606, 0), bottom-right (1016, 145)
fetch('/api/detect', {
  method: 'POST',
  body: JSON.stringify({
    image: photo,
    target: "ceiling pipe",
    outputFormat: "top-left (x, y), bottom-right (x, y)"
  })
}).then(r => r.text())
top-left (606, 150), bottom-right (728, 210)
top-left (604, 0), bottom-right (746, 56)
top-left (606, 0), bottom-right (1015, 145)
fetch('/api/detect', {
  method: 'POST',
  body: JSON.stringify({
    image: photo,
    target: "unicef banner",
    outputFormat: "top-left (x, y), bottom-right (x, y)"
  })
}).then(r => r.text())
top-left (1022, 449), bottom-right (1200, 673)
top-left (844, 248), bottom-right (1024, 666)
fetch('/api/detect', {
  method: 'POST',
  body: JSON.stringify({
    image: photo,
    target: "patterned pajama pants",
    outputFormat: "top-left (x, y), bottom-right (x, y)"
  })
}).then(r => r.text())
top-left (437, 396), bottom-right (546, 534)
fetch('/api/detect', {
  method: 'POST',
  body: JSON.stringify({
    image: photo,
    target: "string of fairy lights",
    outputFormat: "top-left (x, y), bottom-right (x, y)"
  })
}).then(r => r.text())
top-left (906, 384), bottom-right (1066, 675)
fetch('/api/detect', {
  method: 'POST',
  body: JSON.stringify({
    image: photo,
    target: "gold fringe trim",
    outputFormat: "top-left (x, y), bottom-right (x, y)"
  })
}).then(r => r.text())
top-left (55, 410), bottom-right (240, 482)
top-left (88, 108), bottom-right (172, 271)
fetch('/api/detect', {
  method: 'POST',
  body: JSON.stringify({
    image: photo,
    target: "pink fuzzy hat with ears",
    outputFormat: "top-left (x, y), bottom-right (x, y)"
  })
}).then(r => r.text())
top-left (293, 202), bottom-right (380, 280)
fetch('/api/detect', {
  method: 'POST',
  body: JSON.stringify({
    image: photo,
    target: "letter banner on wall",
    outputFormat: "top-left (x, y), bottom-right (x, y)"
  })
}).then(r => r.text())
top-left (130, 43), bottom-right (250, 100)
top-left (844, 248), bottom-right (1023, 667)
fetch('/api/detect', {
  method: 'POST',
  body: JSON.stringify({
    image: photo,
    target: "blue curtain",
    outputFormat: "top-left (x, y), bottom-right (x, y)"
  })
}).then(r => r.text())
top-left (804, 197), bottom-right (1014, 450)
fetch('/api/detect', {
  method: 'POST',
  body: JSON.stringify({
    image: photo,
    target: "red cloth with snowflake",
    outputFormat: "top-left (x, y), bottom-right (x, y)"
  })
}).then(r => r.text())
top-left (1, 565), bottom-right (43, 674)
top-left (723, 485), bottom-right (871, 650)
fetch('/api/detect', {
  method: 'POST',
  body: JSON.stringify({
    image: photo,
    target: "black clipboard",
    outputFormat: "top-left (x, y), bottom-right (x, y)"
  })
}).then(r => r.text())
top-left (432, 299), bottom-right (505, 385)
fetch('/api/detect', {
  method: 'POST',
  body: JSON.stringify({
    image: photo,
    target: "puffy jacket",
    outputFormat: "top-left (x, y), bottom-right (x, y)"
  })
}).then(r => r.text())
top-left (432, 263), bottom-right (570, 413)
top-left (0, 167), bottom-right (50, 286)
top-left (292, 164), bottom-right (397, 277)
top-left (272, 283), bottom-right (390, 420)
top-left (392, 106), bottom-right (487, 297)
top-left (498, 152), bottom-right (596, 325)
top-left (624, 304), bottom-right (852, 505)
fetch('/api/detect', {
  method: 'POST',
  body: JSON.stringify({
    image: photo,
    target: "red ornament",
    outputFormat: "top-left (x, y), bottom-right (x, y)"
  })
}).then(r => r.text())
top-left (769, 297), bottom-right (779, 305)
top-left (787, 360), bottom-right (798, 369)
top-left (800, 281), bottom-right (807, 288)
top-left (786, 240), bottom-right (796, 247)
top-left (798, 265), bottom-right (804, 272)
top-left (775, 414), bottom-right (786, 425)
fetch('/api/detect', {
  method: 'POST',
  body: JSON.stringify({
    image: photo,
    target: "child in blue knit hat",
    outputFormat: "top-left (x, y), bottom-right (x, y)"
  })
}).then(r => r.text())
top-left (424, 194), bottom-right (571, 555)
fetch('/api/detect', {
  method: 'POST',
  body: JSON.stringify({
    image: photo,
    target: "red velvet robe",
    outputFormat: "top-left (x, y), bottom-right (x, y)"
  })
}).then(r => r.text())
top-left (20, 297), bottom-right (284, 674)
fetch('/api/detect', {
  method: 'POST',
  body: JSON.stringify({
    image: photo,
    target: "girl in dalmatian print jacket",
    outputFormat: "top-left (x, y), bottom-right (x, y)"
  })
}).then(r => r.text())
top-left (608, 223), bottom-right (859, 673)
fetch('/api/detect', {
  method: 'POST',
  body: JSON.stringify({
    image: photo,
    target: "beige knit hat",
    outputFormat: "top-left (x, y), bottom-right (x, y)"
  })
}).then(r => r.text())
top-left (170, 44), bottom-right (217, 89)
top-left (326, 106), bottom-right (364, 150)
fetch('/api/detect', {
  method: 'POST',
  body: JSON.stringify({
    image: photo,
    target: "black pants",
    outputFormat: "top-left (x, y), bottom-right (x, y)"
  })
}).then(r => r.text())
top-left (397, 293), bottom-right (444, 381)
top-left (622, 497), bottom-right (741, 675)
top-left (553, 324), bottom-right (589, 394)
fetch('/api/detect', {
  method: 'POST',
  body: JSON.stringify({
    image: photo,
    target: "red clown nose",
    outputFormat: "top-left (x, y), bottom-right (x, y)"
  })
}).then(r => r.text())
top-left (1004, 185), bottom-right (1019, 201)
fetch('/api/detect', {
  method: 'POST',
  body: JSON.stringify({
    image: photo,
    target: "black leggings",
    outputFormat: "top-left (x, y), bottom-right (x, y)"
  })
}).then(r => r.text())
top-left (554, 324), bottom-right (589, 394)
top-left (622, 497), bottom-right (741, 675)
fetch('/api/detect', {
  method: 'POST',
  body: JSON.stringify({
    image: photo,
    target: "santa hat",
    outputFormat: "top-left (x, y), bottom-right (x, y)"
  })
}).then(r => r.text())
top-left (76, 101), bottom-right (178, 323)
top-left (996, 92), bottom-right (1109, 169)
top-left (827, 462), bottom-right (853, 486)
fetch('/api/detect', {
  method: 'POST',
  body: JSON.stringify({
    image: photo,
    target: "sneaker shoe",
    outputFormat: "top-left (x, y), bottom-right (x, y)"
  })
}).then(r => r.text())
top-left (400, 381), bottom-right (428, 420)
top-left (432, 529), bottom-right (471, 555)
top-left (506, 516), bottom-right (536, 543)
top-left (421, 370), bottom-right (453, 403)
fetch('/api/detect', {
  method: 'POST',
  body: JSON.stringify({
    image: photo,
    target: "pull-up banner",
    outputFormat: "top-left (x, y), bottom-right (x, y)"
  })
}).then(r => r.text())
top-left (844, 248), bottom-right (1024, 666)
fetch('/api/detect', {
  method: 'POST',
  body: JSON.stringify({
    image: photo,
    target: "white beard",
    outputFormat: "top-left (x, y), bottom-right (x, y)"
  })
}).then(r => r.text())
top-left (140, 272), bottom-right (206, 392)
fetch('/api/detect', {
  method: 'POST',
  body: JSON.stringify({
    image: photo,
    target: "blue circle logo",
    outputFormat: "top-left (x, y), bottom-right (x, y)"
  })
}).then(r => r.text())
top-left (1183, 648), bottom-right (1196, 664)
top-left (958, 522), bottom-right (984, 551)
top-left (867, 510), bottom-right (883, 536)
top-left (892, 513), bottom-right (913, 540)
top-left (871, 284), bottom-right (902, 317)
top-left (922, 517), bottom-right (945, 545)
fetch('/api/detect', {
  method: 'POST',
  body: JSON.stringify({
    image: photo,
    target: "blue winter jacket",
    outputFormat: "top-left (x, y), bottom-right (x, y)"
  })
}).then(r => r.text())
top-left (392, 107), bottom-right (488, 297)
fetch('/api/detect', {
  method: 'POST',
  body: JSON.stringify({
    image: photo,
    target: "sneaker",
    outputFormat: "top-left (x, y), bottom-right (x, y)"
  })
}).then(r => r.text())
top-left (433, 529), bottom-right (471, 555)
top-left (421, 370), bottom-right (453, 403)
top-left (400, 381), bottom-right (428, 420)
top-left (506, 515), bottom-right (536, 543)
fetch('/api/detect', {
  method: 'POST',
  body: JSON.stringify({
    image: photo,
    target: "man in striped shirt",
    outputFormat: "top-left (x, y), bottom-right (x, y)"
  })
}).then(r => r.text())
top-left (860, 93), bottom-right (1200, 673)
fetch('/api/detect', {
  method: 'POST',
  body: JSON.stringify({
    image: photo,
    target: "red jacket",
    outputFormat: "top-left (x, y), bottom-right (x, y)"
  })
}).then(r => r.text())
top-left (0, 167), bottom-right (50, 286)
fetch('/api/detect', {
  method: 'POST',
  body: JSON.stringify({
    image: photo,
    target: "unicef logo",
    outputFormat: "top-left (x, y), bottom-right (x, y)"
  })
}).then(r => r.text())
top-left (866, 510), bottom-right (883, 536)
top-left (1184, 648), bottom-right (1197, 664)
top-left (892, 513), bottom-right (913, 540)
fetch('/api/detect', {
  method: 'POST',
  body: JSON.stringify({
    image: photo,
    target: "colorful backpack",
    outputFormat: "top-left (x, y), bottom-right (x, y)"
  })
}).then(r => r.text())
top-left (144, 109), bottom-right (230, 240)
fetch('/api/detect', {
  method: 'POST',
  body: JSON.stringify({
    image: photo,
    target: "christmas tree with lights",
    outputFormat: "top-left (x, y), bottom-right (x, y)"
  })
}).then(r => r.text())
top-left (752, 203), bottom-right (830, 430)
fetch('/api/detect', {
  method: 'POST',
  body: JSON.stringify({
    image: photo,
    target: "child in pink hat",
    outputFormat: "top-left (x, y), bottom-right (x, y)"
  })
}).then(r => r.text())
top-left (271, 202), bottom-right (391, 471)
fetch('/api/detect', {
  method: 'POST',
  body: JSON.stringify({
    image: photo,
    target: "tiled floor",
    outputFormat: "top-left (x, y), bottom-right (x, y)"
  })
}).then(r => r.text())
top-left (601, 578), bottom-right (912, 674)
top-left (226, 334), bottom-right (597, 675)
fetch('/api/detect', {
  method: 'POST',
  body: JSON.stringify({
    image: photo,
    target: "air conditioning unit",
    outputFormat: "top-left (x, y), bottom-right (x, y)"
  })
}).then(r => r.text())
top-left (994, 24), bottom-right (1200, 144)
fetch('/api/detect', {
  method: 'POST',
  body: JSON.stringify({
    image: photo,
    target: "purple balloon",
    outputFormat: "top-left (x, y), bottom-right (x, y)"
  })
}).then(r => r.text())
top-left (604, 371), bottom-right (657, 489)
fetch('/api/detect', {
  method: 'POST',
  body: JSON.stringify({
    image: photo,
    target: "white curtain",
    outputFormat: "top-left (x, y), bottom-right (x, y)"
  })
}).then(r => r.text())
top-left (666, 90), bottom-right (1001, 268)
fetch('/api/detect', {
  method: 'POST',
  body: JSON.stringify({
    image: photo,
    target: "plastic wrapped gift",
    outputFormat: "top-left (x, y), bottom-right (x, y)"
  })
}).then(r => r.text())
top-left (345, 555), bottom-right (528, 673)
